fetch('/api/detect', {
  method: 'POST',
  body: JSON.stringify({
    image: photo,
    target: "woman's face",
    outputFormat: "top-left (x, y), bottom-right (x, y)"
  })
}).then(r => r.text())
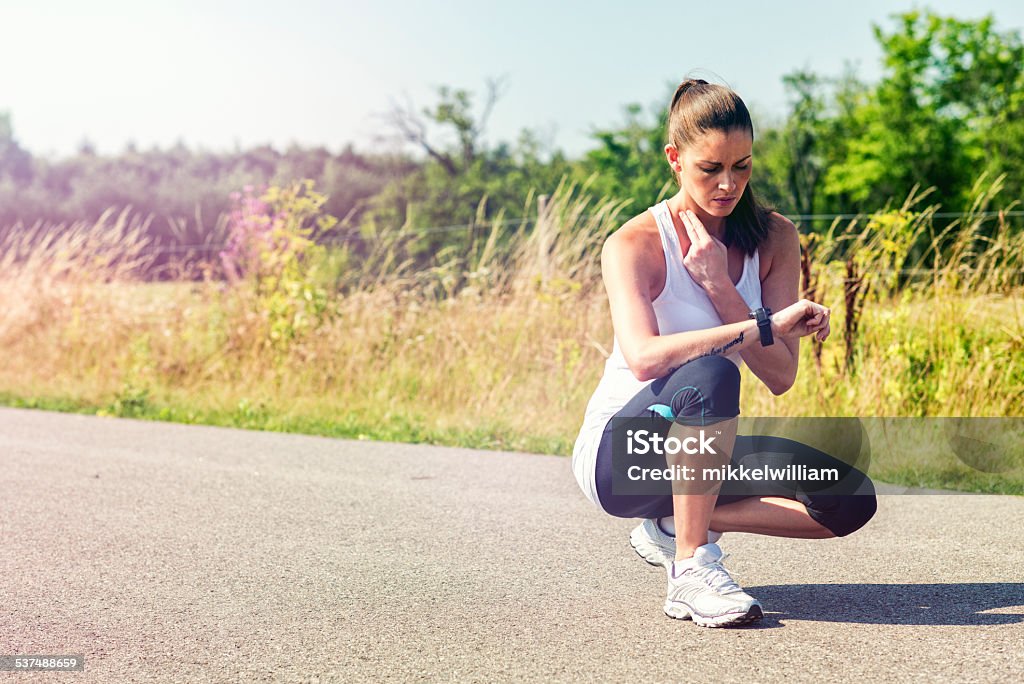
top-left (665, 127), bottom-right (753, 218)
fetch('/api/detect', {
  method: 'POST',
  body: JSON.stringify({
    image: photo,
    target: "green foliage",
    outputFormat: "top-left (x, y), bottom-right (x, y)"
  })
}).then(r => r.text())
top-left (572, 100), bottom-right (676, 209)
top-left (820, 10), bottom-right (1024, 213)
top-left (755, 69), bottom-right (869, 222)
top-left (0, 138), bottom-right (408, 274)
top-left (223, 180), bottom-right (338, 355)
top-left (260, 183), bottom-right (336, 349)
top-left (749, 11), bottom-right (1024, 232)
top-left (360, 83), bottom-right (573, 267)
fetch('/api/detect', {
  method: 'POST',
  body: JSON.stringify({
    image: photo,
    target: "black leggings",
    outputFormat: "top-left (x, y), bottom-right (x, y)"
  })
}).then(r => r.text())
top-left (593, 355), bottom-right (877, 537)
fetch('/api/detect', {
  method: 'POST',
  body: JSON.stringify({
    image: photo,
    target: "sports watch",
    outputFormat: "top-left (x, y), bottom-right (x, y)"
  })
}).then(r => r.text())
top-left (748, 307), bottom-right (774, 346)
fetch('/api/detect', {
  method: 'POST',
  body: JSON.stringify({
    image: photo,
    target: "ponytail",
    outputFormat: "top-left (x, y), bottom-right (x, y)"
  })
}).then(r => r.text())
top-left (667, 78), bottom-right (775, 257)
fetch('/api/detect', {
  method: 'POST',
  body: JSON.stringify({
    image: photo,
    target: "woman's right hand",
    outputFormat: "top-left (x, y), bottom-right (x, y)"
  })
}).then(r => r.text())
top-left (770, 299), bottom-right (831, 342)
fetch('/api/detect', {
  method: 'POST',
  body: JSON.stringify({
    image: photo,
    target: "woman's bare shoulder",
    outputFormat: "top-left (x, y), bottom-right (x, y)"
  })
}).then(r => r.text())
top-left (760, 211), bottom-right (800, 274)
top-left (767, 211), bottom-right (797, 234)
top-left (601, 210), bottom-right (664, 292)
top-left (604, 210), bottom-right (659, 253)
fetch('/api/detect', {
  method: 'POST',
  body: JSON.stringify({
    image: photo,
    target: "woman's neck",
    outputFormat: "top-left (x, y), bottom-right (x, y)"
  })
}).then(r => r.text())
top-left (666, 195), bottom-right (727, 241)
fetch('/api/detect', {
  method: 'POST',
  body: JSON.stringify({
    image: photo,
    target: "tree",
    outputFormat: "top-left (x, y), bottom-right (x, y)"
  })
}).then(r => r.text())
top-left (384, 77), bottom-right (508, 177)
top-left (572, 92), bottom-right (677, 209)
top-left (364, 78), bottom-right (572, 257)
top-left (0, 112), bottom-right (33, 185)
top-left (822, 10), bottom-right (1023, 212)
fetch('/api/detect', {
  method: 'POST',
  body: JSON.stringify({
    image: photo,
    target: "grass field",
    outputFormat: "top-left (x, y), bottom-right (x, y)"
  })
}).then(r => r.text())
top-left (1, 182), bottom-right (1022, 494)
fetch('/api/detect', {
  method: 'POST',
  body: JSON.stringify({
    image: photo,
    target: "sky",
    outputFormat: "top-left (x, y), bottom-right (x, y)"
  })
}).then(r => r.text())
top-left (2, 0), bottom-right (1023, 160)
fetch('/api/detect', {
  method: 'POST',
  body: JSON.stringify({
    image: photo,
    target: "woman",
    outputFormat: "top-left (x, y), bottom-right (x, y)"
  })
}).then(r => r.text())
top-left (571, 79), bottom-right (877, 628)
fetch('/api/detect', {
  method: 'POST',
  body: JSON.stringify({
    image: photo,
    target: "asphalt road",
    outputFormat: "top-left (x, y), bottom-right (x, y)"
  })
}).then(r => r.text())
top-left (1, 406), bottom-right (1022, 683)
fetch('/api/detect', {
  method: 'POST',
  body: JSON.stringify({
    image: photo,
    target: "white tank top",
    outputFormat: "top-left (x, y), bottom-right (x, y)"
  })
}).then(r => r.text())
top-left (570, 199), bottom-right (764, 507)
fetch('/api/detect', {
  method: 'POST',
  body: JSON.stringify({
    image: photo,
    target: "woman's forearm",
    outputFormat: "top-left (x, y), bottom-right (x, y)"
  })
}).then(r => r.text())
top-left (632, 318), bottom-right (762, 382)
top-left (705, 282), bottom-right (798, 394)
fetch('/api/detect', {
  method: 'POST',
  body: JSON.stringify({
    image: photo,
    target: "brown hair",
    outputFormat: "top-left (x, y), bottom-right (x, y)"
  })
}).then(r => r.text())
top-left (668, 78), bottom-right (773, 257)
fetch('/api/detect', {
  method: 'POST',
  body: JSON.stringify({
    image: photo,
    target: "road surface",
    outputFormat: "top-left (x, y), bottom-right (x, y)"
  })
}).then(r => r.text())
top-left (1, 407), bottom-right (1022, 682)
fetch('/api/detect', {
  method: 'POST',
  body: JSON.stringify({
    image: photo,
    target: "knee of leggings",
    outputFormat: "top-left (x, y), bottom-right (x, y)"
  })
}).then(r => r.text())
top-left (668, 356), bottom-right (741, 424)
top-left (817, 493), bottom-right (878, 537)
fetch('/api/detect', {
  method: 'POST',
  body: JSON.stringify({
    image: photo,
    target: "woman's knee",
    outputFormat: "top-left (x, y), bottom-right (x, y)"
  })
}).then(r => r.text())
top-left (811, 493), bottom-right (878, 537)
top-left (652, 356), bottom-right (741, 424)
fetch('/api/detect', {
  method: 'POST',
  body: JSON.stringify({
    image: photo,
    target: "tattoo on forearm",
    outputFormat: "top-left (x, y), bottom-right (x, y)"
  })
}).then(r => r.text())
top-left (666, 331), bottom-right (745, 374)
top-left (690, 331), bottom-right (744, 365)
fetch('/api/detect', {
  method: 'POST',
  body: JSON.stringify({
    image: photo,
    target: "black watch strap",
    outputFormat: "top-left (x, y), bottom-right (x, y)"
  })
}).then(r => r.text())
top-left (748, 307), bottom-right (774, 346)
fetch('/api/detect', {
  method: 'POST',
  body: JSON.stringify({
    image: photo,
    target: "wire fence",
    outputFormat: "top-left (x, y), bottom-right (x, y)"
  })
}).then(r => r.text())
top-left (16, 207), bottom-right (1018, 258)
top-left (3, 206), bottom-right (1021, 299)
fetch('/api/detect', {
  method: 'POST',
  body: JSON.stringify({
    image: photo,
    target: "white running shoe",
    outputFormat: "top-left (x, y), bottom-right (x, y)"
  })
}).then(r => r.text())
top-left (629, 519), bottom-right (723, 569)
top-left (664, 543), bottom-right (763, 628)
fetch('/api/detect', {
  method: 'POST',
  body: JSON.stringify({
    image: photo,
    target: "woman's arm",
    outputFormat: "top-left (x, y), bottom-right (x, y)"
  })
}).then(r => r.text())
top-left (701, 214), bottom-right (813, 395)
top-left (602, 227), bottom-right (768, 383)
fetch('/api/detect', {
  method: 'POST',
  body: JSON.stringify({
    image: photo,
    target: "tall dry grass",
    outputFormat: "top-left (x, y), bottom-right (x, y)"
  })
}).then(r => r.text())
top-left (0, 177), bottom-right (1021, 491)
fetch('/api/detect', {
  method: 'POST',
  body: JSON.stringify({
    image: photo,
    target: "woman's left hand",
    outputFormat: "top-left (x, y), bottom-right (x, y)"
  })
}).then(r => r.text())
top-left (679, 210), bottom-right (730, 290)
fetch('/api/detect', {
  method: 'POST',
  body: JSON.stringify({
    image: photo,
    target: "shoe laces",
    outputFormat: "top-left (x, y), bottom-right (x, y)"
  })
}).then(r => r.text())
top-left (692, 553), bottom-right (743, 594)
